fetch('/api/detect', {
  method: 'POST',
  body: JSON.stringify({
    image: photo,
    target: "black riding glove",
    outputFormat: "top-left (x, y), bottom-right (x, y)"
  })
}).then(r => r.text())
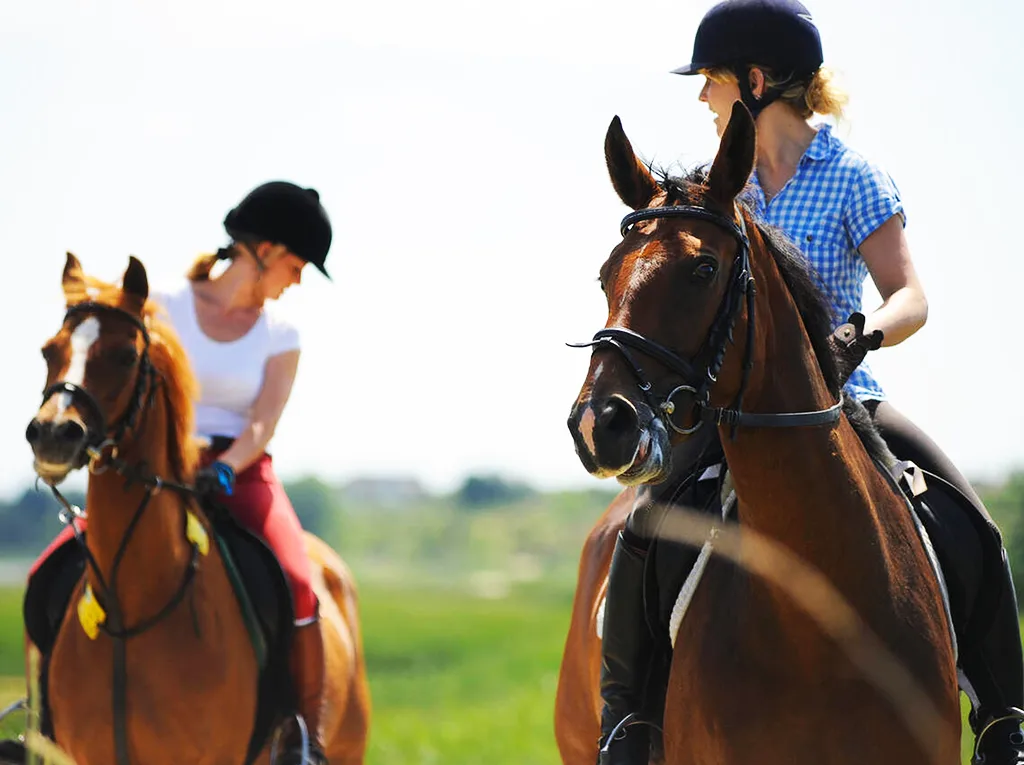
top-left (828, 312), bottom-right (884, 388)
top-left (194, 460), bottom-right (236, 498)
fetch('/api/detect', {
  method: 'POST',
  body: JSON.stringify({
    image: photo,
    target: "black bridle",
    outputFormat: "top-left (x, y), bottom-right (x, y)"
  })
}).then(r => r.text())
top-left (570, 204), bottom-right (841, 437)
top-left (40, 301), bottom-right (205, 765)
top-left (43, 301), bottom-right (156, 467)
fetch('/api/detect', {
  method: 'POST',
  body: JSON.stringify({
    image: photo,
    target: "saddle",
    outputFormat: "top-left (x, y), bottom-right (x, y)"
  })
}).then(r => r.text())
top-left (20, 502), bottom-right (296, 765)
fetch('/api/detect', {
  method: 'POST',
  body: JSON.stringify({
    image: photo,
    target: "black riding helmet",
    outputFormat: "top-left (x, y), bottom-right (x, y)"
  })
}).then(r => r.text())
top-left (672, 0), bottom-right (824, 119)
top-left (223, 181), bottom-right (333, 279)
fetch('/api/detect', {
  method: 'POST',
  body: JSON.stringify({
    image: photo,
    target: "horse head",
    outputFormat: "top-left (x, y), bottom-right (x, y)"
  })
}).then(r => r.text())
top-left (26, 252), bottom-right (196, 485)
top-left (567, 101), bottom-right (758, 485)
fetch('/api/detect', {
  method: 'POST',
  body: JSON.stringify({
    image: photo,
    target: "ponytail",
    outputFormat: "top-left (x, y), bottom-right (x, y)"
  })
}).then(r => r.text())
top-left (802, 67), bottom-right (848, 121)
top-left (186, 246), bottom-right (236, 282)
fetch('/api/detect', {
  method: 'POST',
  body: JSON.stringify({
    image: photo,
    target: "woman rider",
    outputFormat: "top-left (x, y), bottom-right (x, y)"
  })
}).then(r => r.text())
top-left (161, 180), bottom-right (334, 765)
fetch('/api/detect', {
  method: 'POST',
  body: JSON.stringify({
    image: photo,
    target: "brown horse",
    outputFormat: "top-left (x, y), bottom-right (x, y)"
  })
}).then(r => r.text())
top-left (18, 253), bottom-right (370, 765)
top-left (560, 102), bottom-right (960, 764)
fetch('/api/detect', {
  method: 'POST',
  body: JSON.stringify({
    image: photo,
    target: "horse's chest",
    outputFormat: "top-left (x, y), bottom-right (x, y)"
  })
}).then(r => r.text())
top-left (47, 617), bottom-right (256, 765)
top-left (664, 573), bottom-right (903, 763)
top-left (671, 584), bottom-right (789, 702)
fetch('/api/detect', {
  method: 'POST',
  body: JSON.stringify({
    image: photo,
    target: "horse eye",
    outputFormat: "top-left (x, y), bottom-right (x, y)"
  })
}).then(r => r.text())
top-left (114, 347), bottom-right (138, 367)
top-left (693, 260), bottom-right (718, 281)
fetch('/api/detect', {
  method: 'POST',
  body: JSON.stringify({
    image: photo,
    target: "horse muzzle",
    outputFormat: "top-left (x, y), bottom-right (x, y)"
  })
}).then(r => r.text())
top-left (567, 394), bottom-right (672, 485)
top-left (25, 416), bottom-right (90, 484)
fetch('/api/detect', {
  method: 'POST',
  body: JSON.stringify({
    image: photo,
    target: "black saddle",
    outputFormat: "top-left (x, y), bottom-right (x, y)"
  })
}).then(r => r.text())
top-left (20, 503), bottom-right (297, 765)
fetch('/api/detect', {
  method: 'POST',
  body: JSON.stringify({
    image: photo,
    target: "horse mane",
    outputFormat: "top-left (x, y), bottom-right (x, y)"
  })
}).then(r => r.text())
top-left (655, 167), bottom-right (894, 466)
top-left (65, 276), bottom-right (200, 480)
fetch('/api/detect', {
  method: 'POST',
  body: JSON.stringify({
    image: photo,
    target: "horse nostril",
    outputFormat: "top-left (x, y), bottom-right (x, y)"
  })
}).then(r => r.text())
top-left (597, 397), bottom-right (638, 436)
top-left (25, 419), bottom-right (42, 444)
top-left (55, 420), bottom-right (87, 444)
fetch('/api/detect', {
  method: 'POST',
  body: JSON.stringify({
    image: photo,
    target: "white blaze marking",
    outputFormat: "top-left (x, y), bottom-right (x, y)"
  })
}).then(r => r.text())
top-left (627, 242), bottom-right (659, 294)
top-left (56, 317), bottom-right (100, 418)
top-left (579, 405), bottom-right (598, 458)
top-left (577, 361), bottom-right (606, 459)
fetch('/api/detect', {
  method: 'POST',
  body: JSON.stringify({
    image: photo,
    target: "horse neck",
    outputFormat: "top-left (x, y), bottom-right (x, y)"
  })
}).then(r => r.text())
top-left (84, 390), bottom-right (195, 623)
top-left (718, 250), bottom-right (891, 572)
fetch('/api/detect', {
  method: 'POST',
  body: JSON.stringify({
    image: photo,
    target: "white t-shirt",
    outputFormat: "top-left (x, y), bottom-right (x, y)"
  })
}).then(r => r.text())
top-left (152, 280), bottom-right (300, 439)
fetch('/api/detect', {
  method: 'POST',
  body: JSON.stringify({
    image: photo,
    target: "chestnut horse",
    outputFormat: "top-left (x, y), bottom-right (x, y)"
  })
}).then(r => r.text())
top-left (15, 254), bottom-right (370, 765)
top-left (560, 102), bottom-right (960, 764)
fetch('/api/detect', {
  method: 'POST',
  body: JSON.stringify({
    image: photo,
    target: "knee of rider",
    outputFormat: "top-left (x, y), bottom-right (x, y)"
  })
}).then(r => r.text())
top-left (294, 591), bottom-right (320, 626)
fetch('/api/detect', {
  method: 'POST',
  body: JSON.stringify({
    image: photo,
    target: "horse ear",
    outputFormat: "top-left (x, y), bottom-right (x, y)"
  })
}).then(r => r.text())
top-left (62, 252), bottom-right (85, 301)
top-left (122, 256), bottom-right (149, 304)
top-left (706, 100), bottom-right (756, 208)
top-left (605, 116), bottom-right (660, 210)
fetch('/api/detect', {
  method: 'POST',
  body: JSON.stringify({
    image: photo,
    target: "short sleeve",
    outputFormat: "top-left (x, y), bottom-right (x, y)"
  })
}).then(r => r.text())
top-left (844, 159), bottom-right (905, 248)
top-left (267, 312), bottom-right (301, 356)
top-left (146, 280), bottom-right (187, 330)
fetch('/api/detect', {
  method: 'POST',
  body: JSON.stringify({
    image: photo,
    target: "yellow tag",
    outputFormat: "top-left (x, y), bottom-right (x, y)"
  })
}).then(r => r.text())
top-left (77, 585), bottom-right (106, 640)
top-left (186, 512), bottom-right (210, 556)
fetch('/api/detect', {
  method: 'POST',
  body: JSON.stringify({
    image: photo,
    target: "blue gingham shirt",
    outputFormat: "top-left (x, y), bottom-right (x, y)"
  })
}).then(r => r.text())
top-left (741, 124), bottom-right (905, 402)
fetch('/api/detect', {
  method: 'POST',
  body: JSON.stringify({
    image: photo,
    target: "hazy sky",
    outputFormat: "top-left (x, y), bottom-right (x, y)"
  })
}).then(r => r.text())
top-left (0, 0), bottom-right (1020, 500)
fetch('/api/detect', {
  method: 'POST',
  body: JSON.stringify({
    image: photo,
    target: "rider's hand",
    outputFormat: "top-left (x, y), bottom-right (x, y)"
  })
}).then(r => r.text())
top-left (828, 312), bottom-right (884, 388)
top-left (194, 461), bottom-right (236, 498)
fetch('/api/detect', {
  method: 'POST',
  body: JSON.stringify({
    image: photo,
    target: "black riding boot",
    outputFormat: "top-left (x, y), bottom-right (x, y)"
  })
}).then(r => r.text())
top-left (967, 548), bottom-right (1024, 765)
top-left (863, 399), bottom-right (1024, 764)
top-left (597, 528), bottom-right (655, 765)
top-left (280, 619), bottom-right (329, 765)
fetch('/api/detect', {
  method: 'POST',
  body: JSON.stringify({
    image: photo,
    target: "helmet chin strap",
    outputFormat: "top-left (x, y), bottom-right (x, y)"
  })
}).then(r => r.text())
top-left (735, 66), bottom-right (785, 121)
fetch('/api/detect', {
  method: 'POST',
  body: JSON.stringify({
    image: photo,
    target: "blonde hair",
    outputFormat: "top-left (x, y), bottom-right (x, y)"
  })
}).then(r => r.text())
top-left (703, 66), bottom-right (848, 122)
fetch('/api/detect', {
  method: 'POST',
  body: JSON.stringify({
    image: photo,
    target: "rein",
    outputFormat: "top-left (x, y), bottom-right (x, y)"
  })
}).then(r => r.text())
top-left (569, 204), bottom-right (841, 437)
top-left (41, 301), bottom-right (207, 765)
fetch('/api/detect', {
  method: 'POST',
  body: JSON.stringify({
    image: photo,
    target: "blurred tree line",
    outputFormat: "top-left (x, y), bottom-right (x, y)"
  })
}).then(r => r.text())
top-left (3, 470), bottom-right (1024, 604)
top-left (0, 473), bottom-right (612, 588)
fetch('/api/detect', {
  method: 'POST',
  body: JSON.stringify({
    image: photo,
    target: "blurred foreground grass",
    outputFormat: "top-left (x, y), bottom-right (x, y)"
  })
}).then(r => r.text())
top-left (0, 579), bottom-right (999, 764)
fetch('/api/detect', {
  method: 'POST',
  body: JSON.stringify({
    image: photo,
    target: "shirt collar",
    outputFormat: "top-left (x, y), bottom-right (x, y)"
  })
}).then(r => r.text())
top-left (740, 123), bottom-right (840, 208)
top-left (803, 122), bottom-right (841, 163)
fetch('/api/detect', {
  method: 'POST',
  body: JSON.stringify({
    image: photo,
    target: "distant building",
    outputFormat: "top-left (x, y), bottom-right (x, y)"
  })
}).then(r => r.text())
top-left (341, 477), bottom-right (427, 507)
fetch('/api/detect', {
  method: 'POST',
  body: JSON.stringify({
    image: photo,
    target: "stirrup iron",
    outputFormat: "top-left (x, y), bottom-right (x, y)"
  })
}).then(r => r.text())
top-left (973, 707), bottom-right (1024, 764)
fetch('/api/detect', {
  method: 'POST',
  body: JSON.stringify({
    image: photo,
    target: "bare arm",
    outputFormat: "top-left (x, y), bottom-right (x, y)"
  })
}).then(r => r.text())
top-left (217, 349), bottom-right (300, 474)
top-left (858, 215), bottom-right (928, 347)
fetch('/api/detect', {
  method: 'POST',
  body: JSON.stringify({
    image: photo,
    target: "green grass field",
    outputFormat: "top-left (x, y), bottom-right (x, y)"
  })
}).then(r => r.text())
top-left (357, 582), bottom-right (571, 763)
top-left (0, 582), bottom-right (995, 764)
top-left (0, 581), bottom-right (574, 763)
